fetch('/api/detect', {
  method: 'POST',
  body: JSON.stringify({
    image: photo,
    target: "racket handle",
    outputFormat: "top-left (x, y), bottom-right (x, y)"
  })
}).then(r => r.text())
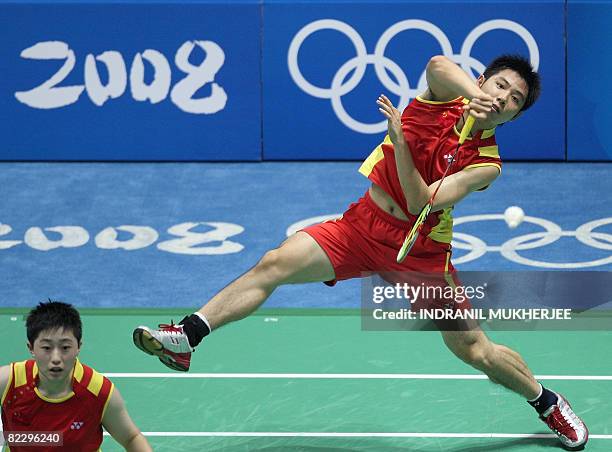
top-left (458, 115), bottom-right (475, 144)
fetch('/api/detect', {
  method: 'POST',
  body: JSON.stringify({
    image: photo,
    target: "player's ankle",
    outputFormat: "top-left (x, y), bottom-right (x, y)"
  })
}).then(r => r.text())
top-left (527, 383), bottom-right (558, 415)
top-left (179, 313), bottom-right (211, 348)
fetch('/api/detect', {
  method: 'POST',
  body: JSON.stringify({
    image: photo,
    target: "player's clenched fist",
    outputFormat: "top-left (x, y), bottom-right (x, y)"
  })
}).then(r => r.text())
top-left (463, 91), bottom-right (494, 120)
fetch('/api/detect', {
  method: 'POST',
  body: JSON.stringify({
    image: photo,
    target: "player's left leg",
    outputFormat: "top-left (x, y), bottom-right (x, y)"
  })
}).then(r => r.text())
top-left (441, 328), bottom-right (588, 450)
top-left (132, 232), bottom-right (335, 371)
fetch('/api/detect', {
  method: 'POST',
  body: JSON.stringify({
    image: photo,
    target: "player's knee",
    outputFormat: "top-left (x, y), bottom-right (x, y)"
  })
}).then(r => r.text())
top-left (445, 331), bottom-right (495, 371)
top-left (452, 340), bottom-right (493, 371)
top-left (255, 249), bottom-right (290, 284)
top-left (466, 346), bottom-right (493, 371)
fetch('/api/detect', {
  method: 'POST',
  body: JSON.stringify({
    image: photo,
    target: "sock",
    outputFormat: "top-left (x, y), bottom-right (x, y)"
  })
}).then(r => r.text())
top-left (527, 383), bottom-right (559, 415)
top-left (179, 313), bottom-right (211, 348)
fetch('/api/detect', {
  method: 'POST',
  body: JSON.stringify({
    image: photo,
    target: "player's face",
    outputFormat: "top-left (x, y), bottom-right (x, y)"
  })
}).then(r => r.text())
top-left (29, 328), bottom-right (80, 381)
top-left (478, 69), bottom-right (529, 126)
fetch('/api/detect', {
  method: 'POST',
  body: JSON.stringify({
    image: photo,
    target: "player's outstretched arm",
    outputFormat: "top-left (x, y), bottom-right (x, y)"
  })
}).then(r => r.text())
top-left (101, 387), bottom-right (152, 452)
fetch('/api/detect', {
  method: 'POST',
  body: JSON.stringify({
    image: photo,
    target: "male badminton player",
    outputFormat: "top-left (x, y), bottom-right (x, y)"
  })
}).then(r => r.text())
top-left (133, 55), bottom-right (588, 450)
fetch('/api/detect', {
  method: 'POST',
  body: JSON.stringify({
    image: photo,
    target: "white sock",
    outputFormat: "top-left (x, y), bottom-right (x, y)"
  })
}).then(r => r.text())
top-left (194, 311), bottom-right (212, 333)
top-left (527, 383), bottom-right (543, 402)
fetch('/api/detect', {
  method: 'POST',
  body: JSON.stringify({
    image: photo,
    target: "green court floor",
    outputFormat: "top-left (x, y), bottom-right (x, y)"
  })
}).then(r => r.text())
top-left (1, 312), bottom-right (611, 451)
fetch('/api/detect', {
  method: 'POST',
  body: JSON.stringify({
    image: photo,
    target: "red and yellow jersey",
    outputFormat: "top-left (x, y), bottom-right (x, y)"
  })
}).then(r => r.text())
top-left (1, 359), bottom-right (114, 452)
top-left (359, 96), bottom-right (502, 244)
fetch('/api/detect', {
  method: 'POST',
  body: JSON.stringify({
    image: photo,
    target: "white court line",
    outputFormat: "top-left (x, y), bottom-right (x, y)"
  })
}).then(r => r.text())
top-left (104, 372), bottom-right (612, 380)
top-left (101, 432), bottom-right (612, 439)
top-left (100, 373), bottom-right (612, 442)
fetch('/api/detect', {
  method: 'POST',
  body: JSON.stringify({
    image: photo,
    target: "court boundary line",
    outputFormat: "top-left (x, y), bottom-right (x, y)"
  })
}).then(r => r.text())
top-left (3, 307), bottom-right (612, 319)
top-left (104, 372), bottom-right (612, 380)
top-left (0, 308), bottom-right (360, 316)
top-left (101, 432), bottom-right (612, 439)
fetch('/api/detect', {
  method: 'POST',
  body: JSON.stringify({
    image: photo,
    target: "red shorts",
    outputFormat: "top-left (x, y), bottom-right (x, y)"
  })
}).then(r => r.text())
top-left (302, 190), bottom-right (455, 283)
top-left (302, 192), bottom-right (473, 316)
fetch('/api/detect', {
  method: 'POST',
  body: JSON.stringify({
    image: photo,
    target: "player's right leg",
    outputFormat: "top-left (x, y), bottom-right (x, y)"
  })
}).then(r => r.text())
top-left (133, 231), bottom-right (335, 371)
top-left (442, 328), bottom-right (589, 450)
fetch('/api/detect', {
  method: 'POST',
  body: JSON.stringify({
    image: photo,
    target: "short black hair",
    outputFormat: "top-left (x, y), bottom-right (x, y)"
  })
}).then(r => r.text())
top-left (483, 54), bottom-right (541, 112)
top-left (26, 300), bottom-right (82, 344)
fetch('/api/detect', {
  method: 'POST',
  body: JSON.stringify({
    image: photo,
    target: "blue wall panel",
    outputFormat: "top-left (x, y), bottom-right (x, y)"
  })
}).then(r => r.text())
top-left (263, 1), bottom-right (565, 161)
top-left (0, 2), bottom-right (262, 161)
top-left (567, 0), bottom-right (612, 161)
top-left (3, 0), bottom-right (608, 161)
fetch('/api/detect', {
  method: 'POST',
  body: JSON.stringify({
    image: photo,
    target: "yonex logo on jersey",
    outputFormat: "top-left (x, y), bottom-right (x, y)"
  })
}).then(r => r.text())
top-left (70, 421), bottom-right (84, 430)
top-left (288, 19), bottom-right (539, 134)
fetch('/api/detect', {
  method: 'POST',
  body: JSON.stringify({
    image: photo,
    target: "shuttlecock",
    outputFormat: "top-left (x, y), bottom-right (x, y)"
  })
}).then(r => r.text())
top-left (504, 206), bottom-right (525, 229)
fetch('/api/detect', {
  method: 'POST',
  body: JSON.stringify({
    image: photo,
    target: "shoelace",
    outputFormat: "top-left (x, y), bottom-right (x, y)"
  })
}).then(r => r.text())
top-left (547, 407), bottom-right (578, 439)
top-left (156, 321), bottom-right (194, 354)
top-left (158, 322), bottom-right (183, 334)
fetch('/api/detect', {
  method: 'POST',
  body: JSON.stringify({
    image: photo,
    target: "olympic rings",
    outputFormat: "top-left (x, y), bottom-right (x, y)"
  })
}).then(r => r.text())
top-left (288, 18), bottom-right (539, 133)
top-left (453, 215), bottom-right (612, 268)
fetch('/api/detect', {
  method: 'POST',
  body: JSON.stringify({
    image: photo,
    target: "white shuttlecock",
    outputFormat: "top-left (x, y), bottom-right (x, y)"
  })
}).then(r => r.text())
top-left (504, 206), bottom-right (525, 229)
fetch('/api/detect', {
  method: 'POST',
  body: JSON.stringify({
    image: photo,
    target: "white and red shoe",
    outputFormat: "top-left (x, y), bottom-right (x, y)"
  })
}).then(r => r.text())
top-left (133, 322), bottom-right (193, 372)
top-left (540, 393), bottom-right (589, 450)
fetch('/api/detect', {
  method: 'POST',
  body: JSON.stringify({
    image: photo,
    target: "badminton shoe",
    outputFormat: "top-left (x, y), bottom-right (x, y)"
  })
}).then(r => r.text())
top-left (540, 393), bottom-right (589, 450)
top-left (133, 322), bottom-right (193, 372)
